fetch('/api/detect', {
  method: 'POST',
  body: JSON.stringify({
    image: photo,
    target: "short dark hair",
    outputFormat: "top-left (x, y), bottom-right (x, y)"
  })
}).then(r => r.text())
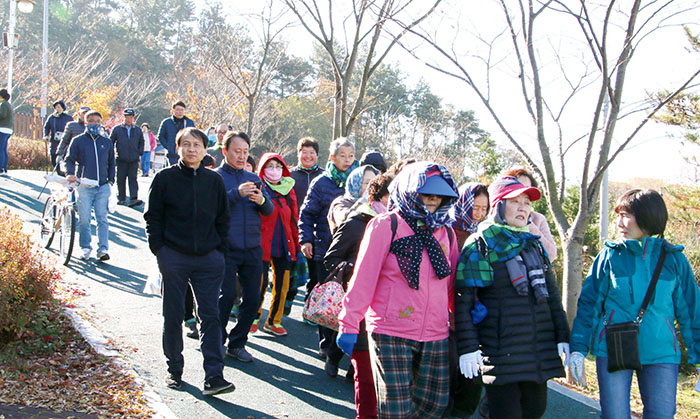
top-left (297, 137), bottom-right (319, 154)
top-left (473, 184), bottom-right (489, 201)
top-left (0, 89), bottom-right (10, 101)
top-left (84, 110), bottom-right (102, 120)
top-left (176, 127), bottom-right (208, 148)
top-left (614, 189), bottom-right (668, 236)
top-left (246, 155), bottom-right (256, 168)
top-left (224, 131), bottom-right (251, 149)
top-left (502, 167), bottom-right (537, 188)
top-left (201, 154), bottom-right (215, 168)
top-left (172, 100), bottom-right (186, 109)
top-left (367, 174), bottom-right (394, 203)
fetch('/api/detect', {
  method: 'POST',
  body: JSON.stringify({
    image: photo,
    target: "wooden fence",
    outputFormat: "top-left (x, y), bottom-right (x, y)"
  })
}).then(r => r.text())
top-left (14, 112), bottom-right (43, 140)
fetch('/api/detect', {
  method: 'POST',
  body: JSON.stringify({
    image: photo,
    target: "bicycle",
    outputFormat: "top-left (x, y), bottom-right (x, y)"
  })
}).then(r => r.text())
top-left (39, 173), bottom-right (78, 266)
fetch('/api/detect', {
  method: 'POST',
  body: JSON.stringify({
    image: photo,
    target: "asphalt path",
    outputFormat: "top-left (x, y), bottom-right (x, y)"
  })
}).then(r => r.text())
top-left (0, 169), bottom-right (600, 419)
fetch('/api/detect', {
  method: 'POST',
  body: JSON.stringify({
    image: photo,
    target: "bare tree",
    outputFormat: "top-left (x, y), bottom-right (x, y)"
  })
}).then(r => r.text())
top-left (406, 0), bottom-right (700, 324)
top-left (283, 0), bottom-right (442, 139)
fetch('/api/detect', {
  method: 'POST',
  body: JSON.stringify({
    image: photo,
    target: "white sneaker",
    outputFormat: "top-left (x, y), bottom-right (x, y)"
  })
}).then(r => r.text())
top-left (96, 250), bottom-right (110, 261)
top-left (79, 248), bottom-right (91, 260)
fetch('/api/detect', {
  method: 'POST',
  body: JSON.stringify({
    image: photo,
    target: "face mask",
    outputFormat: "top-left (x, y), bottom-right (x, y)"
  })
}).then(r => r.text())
top-left (86, 124), bottom-right (101, 136)
top-left (264, 167), bottom-right (283, 183)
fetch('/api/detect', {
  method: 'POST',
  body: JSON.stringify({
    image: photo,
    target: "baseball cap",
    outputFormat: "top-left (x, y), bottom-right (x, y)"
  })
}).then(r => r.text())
top-left (488, 176), bottom-right (541, 209)
top-left (417, 170), bottom-right (459, 198)
top-left (122, 108), bottom-right (135, 116)
top-left (78, 106), bottom-right (90, 113)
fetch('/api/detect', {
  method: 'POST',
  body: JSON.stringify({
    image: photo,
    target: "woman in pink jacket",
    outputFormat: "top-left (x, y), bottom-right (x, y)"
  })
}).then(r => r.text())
top-left (337, 162), bottom-right (460, 419)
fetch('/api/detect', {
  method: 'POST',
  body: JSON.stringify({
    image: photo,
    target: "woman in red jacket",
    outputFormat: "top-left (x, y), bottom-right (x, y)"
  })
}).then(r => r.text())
top-left (253, 153), bottom-right (301, 336)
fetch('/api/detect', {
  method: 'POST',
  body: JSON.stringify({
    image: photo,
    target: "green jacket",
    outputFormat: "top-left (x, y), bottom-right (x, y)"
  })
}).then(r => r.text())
top-left (0, 100), bottom-right (13, 130)
top-left (570, 237), bottom-right (700, 365)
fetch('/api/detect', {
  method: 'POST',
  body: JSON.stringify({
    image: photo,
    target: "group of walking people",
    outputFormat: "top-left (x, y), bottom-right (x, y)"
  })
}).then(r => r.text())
top-left (33, 97), bottom-right (700, 418)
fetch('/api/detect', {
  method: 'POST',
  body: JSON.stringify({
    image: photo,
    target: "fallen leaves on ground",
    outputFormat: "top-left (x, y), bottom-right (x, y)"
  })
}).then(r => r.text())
top-left (0, 301), bottom-right (155, 418)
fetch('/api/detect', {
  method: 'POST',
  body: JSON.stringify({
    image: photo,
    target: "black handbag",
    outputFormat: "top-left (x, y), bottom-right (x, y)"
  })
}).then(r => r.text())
top-left (603, 247), bottom-right (666, 373)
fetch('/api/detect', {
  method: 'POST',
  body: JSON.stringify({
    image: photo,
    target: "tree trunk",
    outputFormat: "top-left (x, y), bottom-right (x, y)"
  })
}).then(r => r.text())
top-left (332, 78), bottom-right (343, 140)
top-left (247, 96), bottom-right (256, 138)
top-left (561, 234), bottom-right (585, 326)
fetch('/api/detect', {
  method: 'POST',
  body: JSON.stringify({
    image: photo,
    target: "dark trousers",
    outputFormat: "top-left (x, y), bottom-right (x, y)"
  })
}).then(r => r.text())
top-left (219, 246), bottom-right (263, 349)
top-left (116, 160), bottom-right (139, 200)
top-left (484, 381), bottom-right (548, 419)
top-left (307, 259), bottom-right (344, 364)
top-left (185, 284), bottom-right (196, 322)
top-left (157, 246), bottom-right (225, 380)
top-left (50, 139), bottom-right (59, 167)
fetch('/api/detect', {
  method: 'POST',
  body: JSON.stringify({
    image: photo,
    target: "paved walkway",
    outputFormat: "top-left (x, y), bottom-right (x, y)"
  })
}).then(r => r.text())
top-left (0, 169), bottom-right (600, 418)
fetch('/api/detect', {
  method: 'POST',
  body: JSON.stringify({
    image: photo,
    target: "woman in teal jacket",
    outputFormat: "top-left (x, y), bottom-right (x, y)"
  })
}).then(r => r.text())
top-left (570, 189), bottom-right (700, 419)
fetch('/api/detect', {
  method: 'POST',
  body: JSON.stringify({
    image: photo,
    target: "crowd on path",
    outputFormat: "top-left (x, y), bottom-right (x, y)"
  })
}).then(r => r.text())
top-left (3, 95), bottom-right (700, 418)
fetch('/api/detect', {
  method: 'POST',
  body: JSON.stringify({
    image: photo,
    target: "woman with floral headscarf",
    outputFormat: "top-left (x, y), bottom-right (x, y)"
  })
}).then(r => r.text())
top-left (328, 164), bottom-right (380, 233)
top-left (450, 183), bottom-right (489, 249)
top-left (454, 176), bottom-right (570, 419)
top-left (336, 161), bottom-right (460, 418)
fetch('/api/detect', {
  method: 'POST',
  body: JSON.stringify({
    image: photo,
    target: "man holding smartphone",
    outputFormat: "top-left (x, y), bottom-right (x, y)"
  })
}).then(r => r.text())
top-left (216, 131), bottom-right (272, 363)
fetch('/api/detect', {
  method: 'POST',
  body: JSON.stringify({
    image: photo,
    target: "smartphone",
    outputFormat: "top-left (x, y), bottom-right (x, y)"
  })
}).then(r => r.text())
top-left (253, 180), bottom-right (262, 190)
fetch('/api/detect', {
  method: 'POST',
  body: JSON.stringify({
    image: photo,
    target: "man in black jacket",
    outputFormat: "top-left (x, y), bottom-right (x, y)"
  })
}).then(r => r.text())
top-left (110, 108), bottom-right (144, 207)
top-left (144, 127), bottom-right (234, 396)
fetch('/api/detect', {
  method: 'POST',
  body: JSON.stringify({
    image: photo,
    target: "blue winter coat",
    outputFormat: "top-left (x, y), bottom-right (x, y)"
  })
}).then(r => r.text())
top-left (64, 133), bottom-right (116, 186)
top-left (570, 237), bottom-right (700, 366)
top-left (43, 113), bottom-right (73, 142)
top-left (298, 175), bottom-right (344, 261)
top-left (215, 163), bottom-right (273, 251)
top-left (156, 116), bottom-right (195, 161)
top-left (110, 124), bottom-right (145, 162)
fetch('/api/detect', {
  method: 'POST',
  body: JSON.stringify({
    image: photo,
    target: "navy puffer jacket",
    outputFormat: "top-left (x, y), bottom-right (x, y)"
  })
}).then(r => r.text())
top-left (298, 175), bottom-right (343, 261)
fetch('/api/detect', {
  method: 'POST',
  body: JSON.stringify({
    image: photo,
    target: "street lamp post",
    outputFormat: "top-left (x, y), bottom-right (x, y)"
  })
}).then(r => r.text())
top-left (6, 0), bottom-right (35, 95)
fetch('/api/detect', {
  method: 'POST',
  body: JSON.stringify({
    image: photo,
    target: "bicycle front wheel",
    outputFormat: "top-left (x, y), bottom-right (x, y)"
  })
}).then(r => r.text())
top-left (40, 197), bottom-right (57, 248)
top-left (58, 206), bottom-right (76, 266)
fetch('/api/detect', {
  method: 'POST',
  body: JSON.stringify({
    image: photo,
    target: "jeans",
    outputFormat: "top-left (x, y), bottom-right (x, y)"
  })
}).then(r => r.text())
top-left (0, 132), bottom-right (10, 172)
top-left (158, 246), bottom-right (225, 380)
top-left (219, 246), bottom-right (263, 349)
top-left (141, 151), bottom-right (151, 175)
top-left (596, 357), bottom-right (678, 419)
top-left (77, 183), bottom-right (110, 253)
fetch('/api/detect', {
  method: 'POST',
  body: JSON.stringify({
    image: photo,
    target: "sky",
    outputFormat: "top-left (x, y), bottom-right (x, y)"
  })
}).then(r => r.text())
top-left (199, 0), bottom-right (700, 185)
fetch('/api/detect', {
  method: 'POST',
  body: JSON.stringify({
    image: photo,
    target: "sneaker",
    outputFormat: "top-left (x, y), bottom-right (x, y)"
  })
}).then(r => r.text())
top-left (202, 376), bottom-right (235, 396)
top-left (79, 248), bottom-right (91, 260)
top-left (96, 250), bottom-right (110, 261)
top-left (225, 346), bottom-right (254, 362)
top-left (117, 200), bottom-right (127, 205)
top-left (128, 199), bottom-right (143, 207)
top-left (229, 304), bottom-right (239, 318)
top-left (165, 373), bottom-right (182, 389)
top-left (263, 323), bottom-right (287, 336)
top-left (249, 320), bottom-right (259, 333)
top-left (185, 319), bottom-right (199, 339)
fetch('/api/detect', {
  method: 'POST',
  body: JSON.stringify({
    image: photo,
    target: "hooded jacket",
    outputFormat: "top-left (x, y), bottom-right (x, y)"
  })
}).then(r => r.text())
top-left (338, 162), bottom-right (460, 343)
top-left (215, 162), bottom-right (273, 251)
top-left (257, 152), bottom-right (300, 262)
top-left (570, 237), bottom-right (700, 366)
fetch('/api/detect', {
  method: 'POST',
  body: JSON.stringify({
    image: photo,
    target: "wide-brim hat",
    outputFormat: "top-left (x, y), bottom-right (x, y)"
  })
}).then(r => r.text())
top-left (417, 172), bottom-right (459, 198)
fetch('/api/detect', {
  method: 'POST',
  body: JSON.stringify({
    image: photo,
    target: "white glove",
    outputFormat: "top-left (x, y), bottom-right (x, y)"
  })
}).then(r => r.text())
top-left (570, 352), bottom-right (585, 383)
top-left (695, 367), bottom-right (700, 393)
top-left (459, 350), bottom-right (483, 379)
top-left (558, 342), bottom-right (571, 367)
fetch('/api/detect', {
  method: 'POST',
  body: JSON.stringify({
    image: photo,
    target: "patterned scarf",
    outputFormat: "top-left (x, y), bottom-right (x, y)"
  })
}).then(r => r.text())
top-left (450, 182), bottom-right (484, 233)
top-left (388, 161), bottom-right (457, 230)
top-left (298, 163), bottom-right (319, 172)
top-left (455, 221), bottom-right (541, 291)
top-left (326, 160), bottom-right (359, 188)
top-left (390, 214), bottom-right (452, 290)
top-left (345, 165), bottom-right (379, 200)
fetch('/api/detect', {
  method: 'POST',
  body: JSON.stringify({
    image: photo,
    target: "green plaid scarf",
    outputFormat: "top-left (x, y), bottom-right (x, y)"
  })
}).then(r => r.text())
top-left (455, 221), bottom-right (539, 290)
top-left (326, 160), bottom-right (359, 188)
